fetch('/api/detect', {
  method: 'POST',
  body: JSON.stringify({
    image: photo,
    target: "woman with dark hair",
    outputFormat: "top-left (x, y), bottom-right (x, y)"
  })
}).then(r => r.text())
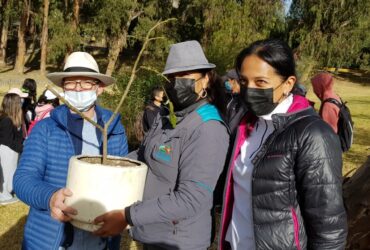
top-left (21, 78), bottom-right (37, 129)
top-left (0, 93), bottom-right (24, 204)
top-left (219, 39), bottom-right (347, 250)
top-left (93, 41), bottom-right (230, 250)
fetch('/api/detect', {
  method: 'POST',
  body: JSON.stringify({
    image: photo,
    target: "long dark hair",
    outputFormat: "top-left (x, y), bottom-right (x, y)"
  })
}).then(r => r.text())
top-left (22, 78), bottom-right (37, 103)
top-left (235, 39), bottom-right (296, 81)
top-left (200, 69), bottom-right (226, 115)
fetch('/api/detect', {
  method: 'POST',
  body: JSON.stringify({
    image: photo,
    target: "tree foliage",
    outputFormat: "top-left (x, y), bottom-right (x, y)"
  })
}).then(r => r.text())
top-left (288, 0), bottom-right (370, 72)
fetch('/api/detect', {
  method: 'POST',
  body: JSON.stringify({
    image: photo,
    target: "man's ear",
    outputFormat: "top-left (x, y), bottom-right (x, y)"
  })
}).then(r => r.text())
top-left (97, 84), bottom-right (105, 96)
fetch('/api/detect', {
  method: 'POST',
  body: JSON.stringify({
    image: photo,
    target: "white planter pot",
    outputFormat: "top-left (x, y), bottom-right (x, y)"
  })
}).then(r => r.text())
top-left (65, 155), bottom-right (147, 232)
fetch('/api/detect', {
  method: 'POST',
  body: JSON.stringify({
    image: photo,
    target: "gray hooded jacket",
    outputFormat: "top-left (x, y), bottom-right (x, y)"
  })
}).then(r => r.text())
top-left (126, 101), bottom-right (229, 250)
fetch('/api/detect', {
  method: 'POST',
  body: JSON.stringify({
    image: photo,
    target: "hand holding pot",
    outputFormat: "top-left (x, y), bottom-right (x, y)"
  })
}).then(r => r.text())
top-left (93, 209), bottom-right (127, 237)
top-left (49, 188), bottom-right (77, 222)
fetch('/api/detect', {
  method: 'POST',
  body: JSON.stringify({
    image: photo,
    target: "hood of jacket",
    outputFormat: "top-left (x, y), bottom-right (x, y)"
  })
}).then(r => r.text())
top-left (311, 73), bottom-right (339, 101)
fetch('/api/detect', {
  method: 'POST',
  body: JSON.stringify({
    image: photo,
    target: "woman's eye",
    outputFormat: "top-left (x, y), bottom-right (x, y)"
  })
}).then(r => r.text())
top-left (256, 79), bottom-right (267, 85)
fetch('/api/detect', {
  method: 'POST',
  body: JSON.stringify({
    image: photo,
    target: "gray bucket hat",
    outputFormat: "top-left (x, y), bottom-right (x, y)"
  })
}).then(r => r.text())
top-left (162, 40), bottom-right (216, 75)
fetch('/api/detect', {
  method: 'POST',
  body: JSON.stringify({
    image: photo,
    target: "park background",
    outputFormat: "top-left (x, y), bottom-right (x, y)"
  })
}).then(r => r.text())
top-left (0, 0), bottom-right (369, 249)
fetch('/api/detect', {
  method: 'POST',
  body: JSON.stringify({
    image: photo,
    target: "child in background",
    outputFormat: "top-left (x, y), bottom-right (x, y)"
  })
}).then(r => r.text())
top-left (27, 90), bottom-right (61, 134)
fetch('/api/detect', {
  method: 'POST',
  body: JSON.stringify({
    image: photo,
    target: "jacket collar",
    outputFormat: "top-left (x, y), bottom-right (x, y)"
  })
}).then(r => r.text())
top-left (175, 99), bottom-right (208, 122)
top-left (50, 104), bottom-right (122, 135)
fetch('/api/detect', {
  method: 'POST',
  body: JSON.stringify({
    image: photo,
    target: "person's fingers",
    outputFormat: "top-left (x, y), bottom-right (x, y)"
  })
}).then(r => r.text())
top-left (62, 188), bottom-right (73, 197)
top-left (92, 224), bottom-right (106, 236)
top-left (51, 207), bottom-right (72, 222)
top-left (94, 214), bottom-right (106, 224)
top-left (59, 203), bottom-right (77, 215)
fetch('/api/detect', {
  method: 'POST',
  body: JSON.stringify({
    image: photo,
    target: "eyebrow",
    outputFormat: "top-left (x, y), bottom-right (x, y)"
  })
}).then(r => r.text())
top-left (240, 75), bottom-right (270, 80)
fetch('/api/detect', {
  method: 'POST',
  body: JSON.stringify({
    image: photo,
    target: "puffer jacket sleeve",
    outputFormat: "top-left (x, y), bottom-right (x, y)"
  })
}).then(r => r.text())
top-left (295, 118), bottom-right (347, 250)
top-left (13, 120), bottom-right (60, 211)
top-left (107, 114), bottom-right (128, 156)
top-left (128, 121), bottom-right (229, 226)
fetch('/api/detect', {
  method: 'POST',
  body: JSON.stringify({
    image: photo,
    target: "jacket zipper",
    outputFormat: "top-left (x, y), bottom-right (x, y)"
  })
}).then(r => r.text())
top-left (291, 207), bottom-right (301, 250)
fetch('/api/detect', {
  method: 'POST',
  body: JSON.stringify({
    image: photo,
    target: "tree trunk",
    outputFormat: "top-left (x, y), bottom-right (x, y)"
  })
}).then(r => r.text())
top-left (40, 0), bottom-right (49, 73)
top-left (64, 0), bottom-right (80, 62)
top-left (105, 31), bottom-right (127, 76)
top-left (0, 15), bottom-right (9, 66)
top-left (343, 155), bottom-right (370, 249)
top-left (14, 0), bottom-right (29, 73)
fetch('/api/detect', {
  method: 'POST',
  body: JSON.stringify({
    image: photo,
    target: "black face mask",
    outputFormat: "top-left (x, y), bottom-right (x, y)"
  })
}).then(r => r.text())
top-left (165, 78), bottom-right (199, 111)
top-left (240, 86), bottom-right (279, 116)
top-left (161, 95), bottom-right (168, 104)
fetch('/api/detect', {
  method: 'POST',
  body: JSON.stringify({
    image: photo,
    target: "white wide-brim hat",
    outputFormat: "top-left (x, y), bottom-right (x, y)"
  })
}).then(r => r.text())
top-left (47, 52), bottom-right (115, 87)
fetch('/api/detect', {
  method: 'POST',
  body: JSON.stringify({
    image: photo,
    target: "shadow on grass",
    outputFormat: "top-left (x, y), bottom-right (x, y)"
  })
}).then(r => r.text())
top-left (335, 71), bottom-right (370, 85)
top-left (0, 215), bottom-right (26, 250)
top-left (0, 68), bottom-right (14, 74)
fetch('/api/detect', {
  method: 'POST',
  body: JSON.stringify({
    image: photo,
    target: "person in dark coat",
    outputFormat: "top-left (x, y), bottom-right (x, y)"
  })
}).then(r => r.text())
top-left (219, 39), bottom-right (347, 250)
top-left (21, 78), bottom-right (37, 130)
top-left (142, 86), bottom-right (165, 133)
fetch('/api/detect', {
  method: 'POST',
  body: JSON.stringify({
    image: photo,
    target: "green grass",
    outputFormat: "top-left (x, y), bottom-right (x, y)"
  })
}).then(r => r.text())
top-left (0, 72), bottom-right (369, 249)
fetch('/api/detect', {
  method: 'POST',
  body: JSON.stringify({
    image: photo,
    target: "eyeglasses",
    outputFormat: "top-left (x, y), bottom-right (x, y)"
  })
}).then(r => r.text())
top-left (63, 80), bottom-right (100, 90)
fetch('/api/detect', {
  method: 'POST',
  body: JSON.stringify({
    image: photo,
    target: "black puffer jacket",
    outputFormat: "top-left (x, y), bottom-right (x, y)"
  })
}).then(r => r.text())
top-left (220, 104), bottom-right (347, 250)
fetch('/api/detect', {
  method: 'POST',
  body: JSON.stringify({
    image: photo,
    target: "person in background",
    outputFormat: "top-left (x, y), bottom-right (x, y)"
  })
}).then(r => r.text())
top-left (222, 69), bottom-right (245, 135)
top-left (13, 52), bottom-right (128, 250)
top-left (311, 72), bottom-right (340, 133)
top-left (21, 78), bottom-right (37, 129)
top-left (219, 39), bottom-right (347, 250)
top-left (0, 94), bottom-right (24, 205)
top-left (93, 40), bottom-right (229, 250)
top-left (142, 86), bottom-right (166, 133)
top-left (27, 90), bottom-right (61, 134)
top-left (7, 87), bottom-right (29, 138)
top-left (213, 69), bottom-right (247, 214)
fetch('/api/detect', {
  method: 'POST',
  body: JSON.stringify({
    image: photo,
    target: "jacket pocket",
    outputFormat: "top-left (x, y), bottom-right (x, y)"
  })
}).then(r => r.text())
top-left (291, 207), bottom-right (301, 250)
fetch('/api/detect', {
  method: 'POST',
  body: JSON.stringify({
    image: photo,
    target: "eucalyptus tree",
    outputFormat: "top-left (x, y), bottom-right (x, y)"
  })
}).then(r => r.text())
top-left (288, 0), bottom-right (370, 78)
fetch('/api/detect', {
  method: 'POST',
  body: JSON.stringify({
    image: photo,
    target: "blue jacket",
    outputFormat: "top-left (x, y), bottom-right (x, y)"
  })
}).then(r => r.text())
top-left (13, 105), bottom-right (128, 250)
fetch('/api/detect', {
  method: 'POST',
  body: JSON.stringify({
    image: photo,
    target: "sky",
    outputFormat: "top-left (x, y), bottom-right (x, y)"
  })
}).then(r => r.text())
top-left (285, 0), bottom-right (293, 15)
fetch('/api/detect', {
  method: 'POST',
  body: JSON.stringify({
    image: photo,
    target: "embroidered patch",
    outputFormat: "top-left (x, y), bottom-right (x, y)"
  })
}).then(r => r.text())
top-left (154, 145), bottom-right (173, 162)
top-left (159, 145), bottom-right (173, 154)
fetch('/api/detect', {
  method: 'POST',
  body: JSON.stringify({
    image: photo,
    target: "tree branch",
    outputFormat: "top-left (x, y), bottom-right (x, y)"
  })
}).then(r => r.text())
top-left (44, 84), bottom-right (104, 131)
top-left (102, 18), bottom-right (176, 162)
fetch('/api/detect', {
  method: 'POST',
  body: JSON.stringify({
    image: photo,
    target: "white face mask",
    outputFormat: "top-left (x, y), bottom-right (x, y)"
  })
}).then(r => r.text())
top-left (64, 90), bottom-right (97, 112)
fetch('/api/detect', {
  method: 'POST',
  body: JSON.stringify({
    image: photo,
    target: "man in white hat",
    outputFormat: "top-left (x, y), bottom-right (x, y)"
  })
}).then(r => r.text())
top-left (13, 52), bottom-right (128, 249)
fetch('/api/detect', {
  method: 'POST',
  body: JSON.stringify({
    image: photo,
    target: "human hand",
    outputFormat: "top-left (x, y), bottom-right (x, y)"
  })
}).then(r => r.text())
top-left (49, 188), bottom-right (77, 222)
top-left (92, 210), bottom-right (127, 237)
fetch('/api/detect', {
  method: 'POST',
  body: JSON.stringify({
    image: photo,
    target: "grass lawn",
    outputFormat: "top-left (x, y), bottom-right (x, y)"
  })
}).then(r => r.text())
top-left (0, 71), bottom-right (369, 249)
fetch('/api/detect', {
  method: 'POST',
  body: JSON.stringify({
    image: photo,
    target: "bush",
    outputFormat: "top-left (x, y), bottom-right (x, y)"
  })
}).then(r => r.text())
top-left (99, 71), bottom-right (164, 149)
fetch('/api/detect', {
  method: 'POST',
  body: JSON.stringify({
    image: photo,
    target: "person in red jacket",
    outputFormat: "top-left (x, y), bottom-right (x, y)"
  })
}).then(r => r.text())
top-left (311, 72), bottom-right (340, 133)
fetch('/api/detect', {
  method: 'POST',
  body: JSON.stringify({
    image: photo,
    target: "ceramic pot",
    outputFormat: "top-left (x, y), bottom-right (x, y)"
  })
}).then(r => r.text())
top-left (65, 155), bottom-right (147, 231)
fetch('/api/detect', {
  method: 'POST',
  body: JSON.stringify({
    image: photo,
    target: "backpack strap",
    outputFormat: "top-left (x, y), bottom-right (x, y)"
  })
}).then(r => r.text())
top-left (322, 98), bottom-right (342, 108)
